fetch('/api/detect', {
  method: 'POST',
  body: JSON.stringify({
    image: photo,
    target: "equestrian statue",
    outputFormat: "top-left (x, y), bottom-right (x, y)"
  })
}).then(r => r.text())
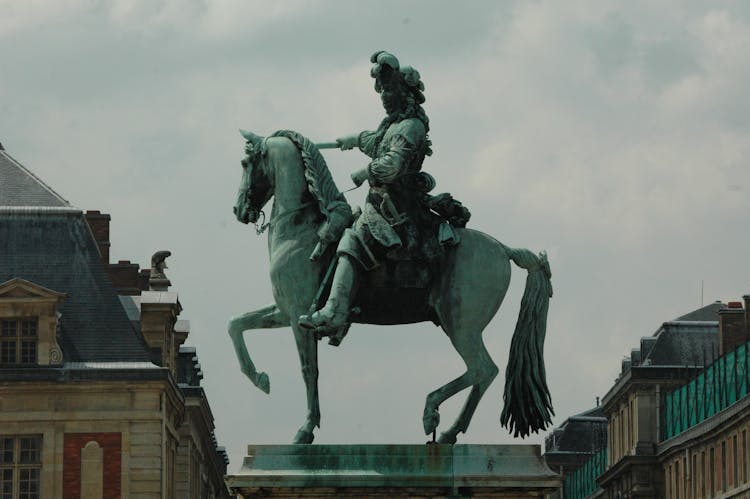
top-left (228, 51), bottom-right (554, 444)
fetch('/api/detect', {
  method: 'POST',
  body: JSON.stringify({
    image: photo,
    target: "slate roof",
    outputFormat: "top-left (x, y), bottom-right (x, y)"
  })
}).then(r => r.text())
top-left (0, 149), bottom-right (70, 207)
top-left (610, 303), bottom-right (722, 381)
top-left (673, 301), bottom-right (724, 322)
top-left (643, 322), bottom-right (718, 366)
top-left (635, 302), bottom-right (722, 367)
top-left (545, 405), bottom-right (607, 454)
top-left (0, 148), bottom-right (150, 362)
top-left (0, 212), bottom-right (151, 362)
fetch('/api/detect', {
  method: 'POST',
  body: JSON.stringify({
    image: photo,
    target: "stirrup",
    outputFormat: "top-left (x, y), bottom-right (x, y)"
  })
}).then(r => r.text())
top-left (298, 309), bottom-right (350, 333)
top-left (297, 310), bottom-right (351, 334)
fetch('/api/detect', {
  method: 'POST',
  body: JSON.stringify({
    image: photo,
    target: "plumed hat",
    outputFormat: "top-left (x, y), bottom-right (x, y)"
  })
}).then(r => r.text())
top-left (370, 50), bottom-right (425, 103)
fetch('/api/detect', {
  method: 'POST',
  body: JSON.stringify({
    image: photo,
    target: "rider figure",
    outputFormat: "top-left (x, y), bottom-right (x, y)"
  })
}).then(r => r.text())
top-left (299, 50), bottom-right (433, 333)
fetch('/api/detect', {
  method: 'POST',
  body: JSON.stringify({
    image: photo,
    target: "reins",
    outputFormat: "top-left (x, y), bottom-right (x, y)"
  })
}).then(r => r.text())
top-left (254, 183), bottom-right (362, 235)
top-left (254, 201), bottom-right (315, 235)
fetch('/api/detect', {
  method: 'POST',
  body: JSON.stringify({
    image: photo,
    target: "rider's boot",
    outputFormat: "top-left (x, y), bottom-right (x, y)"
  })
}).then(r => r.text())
top-left (299, 255), bottom-right (358, 333)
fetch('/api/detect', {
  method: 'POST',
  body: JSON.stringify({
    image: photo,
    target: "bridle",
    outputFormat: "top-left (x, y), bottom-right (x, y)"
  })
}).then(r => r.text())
top-left (254, 202), bottom-right (315, 235)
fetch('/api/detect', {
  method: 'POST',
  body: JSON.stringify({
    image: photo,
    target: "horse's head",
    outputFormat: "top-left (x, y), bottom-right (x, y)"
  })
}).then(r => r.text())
top-left (234, 130), bottom-right (273, 225)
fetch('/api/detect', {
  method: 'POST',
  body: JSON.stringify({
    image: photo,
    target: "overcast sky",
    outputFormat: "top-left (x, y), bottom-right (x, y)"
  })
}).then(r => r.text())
top-left (2, 0), bottom-right (750, 469)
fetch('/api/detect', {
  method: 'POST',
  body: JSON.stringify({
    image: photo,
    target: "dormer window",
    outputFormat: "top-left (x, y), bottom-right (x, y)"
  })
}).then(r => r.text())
top-left (1, 318), bottom-right (38, 365)
top-left (0, 279), bottom-right (66, 367)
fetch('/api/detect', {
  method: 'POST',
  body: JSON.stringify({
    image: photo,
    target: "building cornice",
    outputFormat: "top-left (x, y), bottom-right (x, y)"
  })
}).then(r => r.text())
top-left (601, 365), bottom-right (701, 411)
top-left (0, 365), bottom-right (170, 382)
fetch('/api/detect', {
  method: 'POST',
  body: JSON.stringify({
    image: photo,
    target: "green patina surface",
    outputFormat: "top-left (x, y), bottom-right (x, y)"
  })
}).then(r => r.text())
top-left (226, 444), bottom-right (560, 492)
top-left (229, 51), bottom-right (554, 446)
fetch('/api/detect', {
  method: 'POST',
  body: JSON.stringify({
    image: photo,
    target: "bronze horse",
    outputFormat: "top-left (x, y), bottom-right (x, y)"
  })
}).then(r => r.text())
top-left (229, 130), bottom-right (553, 444)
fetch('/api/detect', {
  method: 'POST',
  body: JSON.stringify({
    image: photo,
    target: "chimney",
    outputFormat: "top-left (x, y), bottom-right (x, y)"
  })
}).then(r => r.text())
top-left (719, 301), bottom-right (746, 355)
top-left (140, 251), bottom-right (184, 375)
top-left (138, 269), bottom-right (151, 292)
top-left (84, 210), bottom-right (111, 264)
top-left (140, 290), bottom-right (182, 371)
top-left (106, 260), bottom-right (141, 296)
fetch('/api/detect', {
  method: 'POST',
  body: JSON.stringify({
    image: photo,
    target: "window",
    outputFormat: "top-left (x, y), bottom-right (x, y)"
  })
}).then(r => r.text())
top-left (690, 454), bottom-right (698, 498)
top-left (0, 436), bottom-right (42, 499)
top-left (620, 408), bottom-right (625, 457)
top-left (675, 460), bottom-right (680, 499)
top-left (722, 441), bottom-right (727, 492)
top-left (701, 451), bottom-right (706, 499)
top-left (743, 430), bottom-right (748, 484)
top-left (165, 439), bottom-right (176, 499)
top-left (683, 456), bottom-right (687, 499)
top-left (630, 399), bottom-right (635, 449)
top-left (668, 464), bottom-right (673, 499)
top-left (734, 434), bottom-right (738, 489)
top-left (0, 319), bottom-right (37, 366)
top-left (710, 447), bottom-right (715, 498)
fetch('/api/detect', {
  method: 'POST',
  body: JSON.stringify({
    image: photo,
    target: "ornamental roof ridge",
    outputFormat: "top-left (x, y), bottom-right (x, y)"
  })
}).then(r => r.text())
top-left (0, 206), bottom-right (82, 214)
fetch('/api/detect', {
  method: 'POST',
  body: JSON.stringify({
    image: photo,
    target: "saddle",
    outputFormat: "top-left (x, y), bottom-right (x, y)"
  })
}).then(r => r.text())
top-left (316, 192), bottom-right (470, 345)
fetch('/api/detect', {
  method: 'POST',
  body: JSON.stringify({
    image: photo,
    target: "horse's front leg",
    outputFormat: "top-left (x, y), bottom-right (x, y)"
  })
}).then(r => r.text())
top-left (291, 322), bottom-right (320, 444)
top-left (228, 303), bottom-right (289, 393)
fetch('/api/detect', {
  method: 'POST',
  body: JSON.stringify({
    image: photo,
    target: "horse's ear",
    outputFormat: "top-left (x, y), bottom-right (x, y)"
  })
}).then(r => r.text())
top-left (240, 129), bottom-right (263, 142)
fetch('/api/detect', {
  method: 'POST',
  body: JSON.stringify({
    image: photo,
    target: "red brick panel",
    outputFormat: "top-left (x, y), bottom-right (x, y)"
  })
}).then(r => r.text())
top-left (63, 432), bottom-right (121, 499)
top-left (84, 211), bottom-right (111, 264)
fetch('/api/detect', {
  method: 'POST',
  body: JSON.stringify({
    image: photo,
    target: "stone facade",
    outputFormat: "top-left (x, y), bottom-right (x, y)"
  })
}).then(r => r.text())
top-left (0, 145), bottom-right (230, 498)
top-left (0, 379), bottom-right (181, 497)
top-left (657, 298), bottom-right (750, 499)
top-left (546, 299), bottom-right (750, 499)
top-left (659, 395), bottom-right (750, 499)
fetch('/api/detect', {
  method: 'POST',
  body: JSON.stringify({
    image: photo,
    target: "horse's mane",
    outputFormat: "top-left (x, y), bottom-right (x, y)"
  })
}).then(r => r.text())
top-left (270, 130), bottom-right (352, 244)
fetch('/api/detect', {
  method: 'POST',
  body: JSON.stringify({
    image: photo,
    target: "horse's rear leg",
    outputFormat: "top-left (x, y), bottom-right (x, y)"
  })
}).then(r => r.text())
top-left (437, 344), bottom-right (498, 444)
top-left (422, 330), bottom-right (498, 439)
top-left (228, 304), bottom-right (289, 393)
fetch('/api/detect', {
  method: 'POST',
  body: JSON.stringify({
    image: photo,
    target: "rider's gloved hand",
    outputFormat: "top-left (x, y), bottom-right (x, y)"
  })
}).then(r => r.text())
top-left (336, 135), bottom-right (359, 151)
top-left (351, 167), bottom-right (369, 187)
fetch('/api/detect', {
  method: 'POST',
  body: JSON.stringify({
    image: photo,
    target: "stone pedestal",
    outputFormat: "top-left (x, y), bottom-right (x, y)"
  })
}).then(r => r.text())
top-left (226, 444), bottom-right (560, 498)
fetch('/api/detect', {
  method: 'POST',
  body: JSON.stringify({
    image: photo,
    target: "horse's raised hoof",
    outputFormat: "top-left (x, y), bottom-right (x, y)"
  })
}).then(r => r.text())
top-left (256, 372), bottom-right (270, 394)
top-left (422, 408), bottom-right (440, 435)
top-left (437, 431), bottom-right (457, 445)
top-left (293, 428), bottom-right (315, 444)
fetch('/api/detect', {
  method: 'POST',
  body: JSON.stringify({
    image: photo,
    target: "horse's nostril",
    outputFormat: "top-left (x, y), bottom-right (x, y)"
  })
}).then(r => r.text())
top-left (233, 206), bottom-right (238, 215)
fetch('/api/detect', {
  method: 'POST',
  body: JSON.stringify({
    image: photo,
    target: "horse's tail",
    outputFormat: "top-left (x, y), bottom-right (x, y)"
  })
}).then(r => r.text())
top-left (500, 247), bottom-right (554, 438)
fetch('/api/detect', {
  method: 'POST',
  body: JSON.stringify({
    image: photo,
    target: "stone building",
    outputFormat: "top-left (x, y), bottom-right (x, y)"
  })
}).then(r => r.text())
top-left (597, 302), bottom-right (722, 498)
top-left (658, 298), bottom-right (750, 499)
top-left (544, 405), bottom-right (607, 498)
top-left (546, 297), bottom-right (750, 499)
top-left (0, 143), bottom-right (230, 498)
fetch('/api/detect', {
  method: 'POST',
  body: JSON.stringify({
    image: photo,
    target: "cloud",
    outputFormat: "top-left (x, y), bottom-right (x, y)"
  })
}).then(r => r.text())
top-left (2, 0), bottom-right (750, 468)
